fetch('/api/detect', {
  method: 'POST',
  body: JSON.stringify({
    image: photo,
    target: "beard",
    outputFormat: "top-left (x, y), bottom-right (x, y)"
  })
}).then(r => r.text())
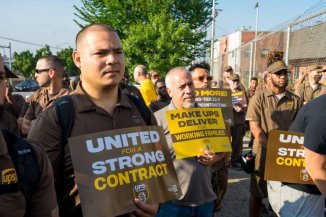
top-left (271, 78), bottom-right (287, 89)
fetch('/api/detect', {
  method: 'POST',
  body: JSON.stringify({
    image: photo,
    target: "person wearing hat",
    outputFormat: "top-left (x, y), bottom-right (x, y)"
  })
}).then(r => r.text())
top-left (295, 65), bottom-right (325, 104)
top-left (229, 74), bottom-right (248, 170)
top-left (149, 70), bottom-right (161, 84)
top-left (246, 51), bottom-right (302, 217)
top-left (219, 66), bottom-right (234, 89)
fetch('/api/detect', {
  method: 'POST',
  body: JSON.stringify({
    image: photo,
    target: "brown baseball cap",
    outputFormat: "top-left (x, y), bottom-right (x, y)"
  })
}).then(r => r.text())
top-left (229, 73), bottom-right (240, 81)
top-left (267, 60), bottom-right (288, 74)
top-left (225, 66), bottom-right (233, 72)
top-left (307, 65), bottom-right (323, 72)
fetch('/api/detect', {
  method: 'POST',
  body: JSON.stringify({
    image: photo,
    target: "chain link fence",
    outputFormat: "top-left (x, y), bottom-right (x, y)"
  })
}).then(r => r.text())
top-left (212, 9), bottom-right (326, 88)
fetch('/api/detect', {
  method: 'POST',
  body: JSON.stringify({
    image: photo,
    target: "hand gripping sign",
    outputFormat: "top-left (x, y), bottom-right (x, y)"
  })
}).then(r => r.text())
top-left (68, 126), bottom-right (182, 217)
top-left (166, 107), bottom-right (231, 159)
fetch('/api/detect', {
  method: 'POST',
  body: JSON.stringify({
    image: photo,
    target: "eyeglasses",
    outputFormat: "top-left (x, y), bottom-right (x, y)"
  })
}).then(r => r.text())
top-left (196, 75), bottom-right (213, 82)
top-left (35, 68), bottom-right (54, 74)
top-left (272, 70), bottom-right (288, 76)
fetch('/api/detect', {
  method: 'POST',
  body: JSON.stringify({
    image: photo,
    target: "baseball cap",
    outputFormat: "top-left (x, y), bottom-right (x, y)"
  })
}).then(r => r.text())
top-left (229, 73), bottom-right (240, 81)
top-left (267, 60), bottom-right (288, 74)
top-left (225, 66), bottom-right (233, 72)
top-left (150, 70), bottom-right (160, 77)
top-left (307, 65), bottom-right (323, 72)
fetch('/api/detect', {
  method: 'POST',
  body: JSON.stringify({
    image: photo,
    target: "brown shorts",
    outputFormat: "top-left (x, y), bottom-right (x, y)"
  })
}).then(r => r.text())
top-left (249, 145), bottom-right (267, 199)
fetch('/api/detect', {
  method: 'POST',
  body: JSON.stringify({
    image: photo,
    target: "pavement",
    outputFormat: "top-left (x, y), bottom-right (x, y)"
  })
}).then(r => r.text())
top-left (215, 137), bottom-right (276, 217)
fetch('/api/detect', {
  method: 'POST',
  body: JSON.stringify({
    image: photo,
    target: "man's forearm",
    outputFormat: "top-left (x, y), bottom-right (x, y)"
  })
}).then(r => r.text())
top-left (304, 148), bottom-right (326, 196)
top-left (249, 122), bottom-right (268, 149)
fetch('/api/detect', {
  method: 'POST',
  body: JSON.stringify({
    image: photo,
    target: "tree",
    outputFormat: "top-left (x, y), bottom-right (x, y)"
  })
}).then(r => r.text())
top-left (73, 0), bottom-right (211, 75)
top-left (12, 50), bottom-right (35, 79)
top-left (35, 45), bottom-right (52, 60)
top-left (57, 47), bottom-right (80, 76)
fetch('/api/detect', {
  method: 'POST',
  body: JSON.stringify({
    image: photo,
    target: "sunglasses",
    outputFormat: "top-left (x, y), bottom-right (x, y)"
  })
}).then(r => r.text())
top-left (196, 75), bottom-right (213, 82)
top-left (35, 68), bottom-right (55, 74)
top-left (272, 70), bottom-right (288, 76)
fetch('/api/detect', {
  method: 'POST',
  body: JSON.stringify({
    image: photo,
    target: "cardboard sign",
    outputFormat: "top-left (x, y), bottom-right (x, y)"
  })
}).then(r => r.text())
top-left (231, 91), bottom-right (248, 107)
top-left (68, 126), bottom-right (182, 217)
top-left (195, 88), bottom-right (234, 125)
top-left (166, 107), bottom-right (232, 159)
top-left (264, 130), bottom-right (314, 185)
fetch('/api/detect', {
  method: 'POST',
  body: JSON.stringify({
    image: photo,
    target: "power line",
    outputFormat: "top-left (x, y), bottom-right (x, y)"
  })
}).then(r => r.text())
top-left (0, 35), bottom-right (58, 49)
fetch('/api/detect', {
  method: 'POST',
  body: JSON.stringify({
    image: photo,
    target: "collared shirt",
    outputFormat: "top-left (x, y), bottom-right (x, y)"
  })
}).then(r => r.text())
top-left (139, 79), bottom-right (157, 106)
top-left (246, 87), bottom-right (302, 151)
top-left (295, 81), bottom-right (325, 103)
top-left (27, 82), bottom-right (156, 216)
top-left (24, 87), bottom-right (71, 120)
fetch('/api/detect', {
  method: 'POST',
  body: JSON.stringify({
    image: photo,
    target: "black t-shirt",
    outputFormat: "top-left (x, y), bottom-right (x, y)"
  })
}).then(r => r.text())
top-left (286, 94), bottom-right (326, 194)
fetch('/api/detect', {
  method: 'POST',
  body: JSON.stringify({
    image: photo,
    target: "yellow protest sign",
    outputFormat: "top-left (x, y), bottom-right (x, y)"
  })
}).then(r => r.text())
top-left (166, 107), bottom-right (231, 159)
top-left (264, 130), bottom-right (314, 185)
top-left (195, 88), bottom-right (233, 125)
top-left (68, 126), bottom-right (182, 217)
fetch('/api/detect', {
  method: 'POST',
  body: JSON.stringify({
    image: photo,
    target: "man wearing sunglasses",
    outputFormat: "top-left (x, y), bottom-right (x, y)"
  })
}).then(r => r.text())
top-left (246, 58), bottom-right (302, 217)
top-left (189, 62), bottom-right (229, 215)
top-left (20, 55), bottom-right (70, 136)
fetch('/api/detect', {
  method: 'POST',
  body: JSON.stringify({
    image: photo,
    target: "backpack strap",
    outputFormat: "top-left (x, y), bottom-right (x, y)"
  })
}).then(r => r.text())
top-left (1, 129), bottom-right (41, 200)
top-left (126, 93), bottom-right (152, 125)
top-left (55, 95), bottom-right (75, 142)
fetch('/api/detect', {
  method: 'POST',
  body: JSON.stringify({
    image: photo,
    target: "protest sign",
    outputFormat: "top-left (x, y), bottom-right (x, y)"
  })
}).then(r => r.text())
top-left (166, 107), bottom-right (232, 159)
top-left (68, 126), bottom-right (182, 217)
top-left (264, 130), bottom-right (314, 185)
top-left (231, 90), bottom-right (248, 107)
top-left (195, 88), bottom-right (233, 125)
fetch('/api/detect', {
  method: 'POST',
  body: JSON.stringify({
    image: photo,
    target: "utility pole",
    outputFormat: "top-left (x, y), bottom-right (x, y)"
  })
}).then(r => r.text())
top-left (252, 0), bottom-right (260, 77)
top-left (210, 0), bottom-right (216, 76)
top-left (0, 43), bottom-right (12, 70)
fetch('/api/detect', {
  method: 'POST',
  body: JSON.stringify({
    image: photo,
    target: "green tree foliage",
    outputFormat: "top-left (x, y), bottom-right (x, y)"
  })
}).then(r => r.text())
top-left (57, 47), bottom-right (80, 76)
top-left (35, 45), bottom-right (52, 60)
top-left (12, 50), bottom-right (35, 79)
top-left (73, 0), bottom-right (211, 75)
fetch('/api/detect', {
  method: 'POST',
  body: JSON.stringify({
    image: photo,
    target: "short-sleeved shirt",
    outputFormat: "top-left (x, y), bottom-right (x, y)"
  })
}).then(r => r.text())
top-left (285, 94), bottom-right (326, 194)
top-left (246, 87), bottom-right (302, 150)
top-left (24, 87), bottom-right (71, 121)
top-left (139, 79), bottom-right (157, 106)
top-left (0, 133), bottom-right (58, 217)
top-left (154, 103), bottom-right (216, 206)
top-left (27, 82), bottom-right (157, 216)
top-left (295, 81), bottom-right (325, 103)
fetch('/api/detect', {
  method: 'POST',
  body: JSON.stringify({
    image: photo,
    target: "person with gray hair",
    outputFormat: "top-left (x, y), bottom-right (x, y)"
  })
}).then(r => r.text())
top-left (133, 65), bottom-right (157, 106)
top-left (155, 67), bottom-right (225, 217)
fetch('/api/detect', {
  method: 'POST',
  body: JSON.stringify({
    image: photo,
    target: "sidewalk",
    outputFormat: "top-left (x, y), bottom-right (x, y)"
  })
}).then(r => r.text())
top-left (216, 138), bottom-right (275, 217)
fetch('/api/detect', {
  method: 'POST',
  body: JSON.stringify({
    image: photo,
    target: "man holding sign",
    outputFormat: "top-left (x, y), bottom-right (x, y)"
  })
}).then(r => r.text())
top-left (154, 67), bottom-right (225, 217)
top-left (28, 24), bottom-right (158, 217)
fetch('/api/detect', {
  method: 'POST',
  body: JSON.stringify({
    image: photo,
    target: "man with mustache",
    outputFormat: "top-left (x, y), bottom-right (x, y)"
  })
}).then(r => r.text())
top-left (246, 52), bottom-right (302, 217)
top-left (154, 67), bottom-right (225, 217)
top-left (27, 24), bottom-right (158, 217)
top-left (295, 65), bottom-right (325, 104)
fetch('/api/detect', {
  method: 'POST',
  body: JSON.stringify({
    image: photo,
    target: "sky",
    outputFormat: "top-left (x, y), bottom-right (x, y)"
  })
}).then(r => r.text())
top-left (0, 0), bottom-right (324, 56)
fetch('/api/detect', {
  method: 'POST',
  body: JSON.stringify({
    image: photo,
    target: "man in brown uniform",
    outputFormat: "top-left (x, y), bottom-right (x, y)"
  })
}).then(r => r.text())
top-left (27, 24), bottom-right (158, 217)
top-left (21, 55), bottom-right (70, 136)
top-left (295, 65), bottom-right (325, 104)
top-left (246, 60), bottom-right (302, 217)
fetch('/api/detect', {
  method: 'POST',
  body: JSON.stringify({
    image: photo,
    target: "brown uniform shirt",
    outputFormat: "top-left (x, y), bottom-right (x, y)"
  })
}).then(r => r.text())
top-left (0, 132), bottom-right (58, 217)
top-left (246, 87), bottom-right (302, 170)
top-left (0, 108), bottom-right (19, 135)
top-left (27, 83), bottom-right (157, 216)
top-left (24, 87), bottom-right (71, 121)
top-left (295, 81), bottom-right (325, 103)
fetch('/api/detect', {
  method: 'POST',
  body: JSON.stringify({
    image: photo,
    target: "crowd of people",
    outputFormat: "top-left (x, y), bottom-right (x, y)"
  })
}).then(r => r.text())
top-left (0, 23), bottom-right (326, 217)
